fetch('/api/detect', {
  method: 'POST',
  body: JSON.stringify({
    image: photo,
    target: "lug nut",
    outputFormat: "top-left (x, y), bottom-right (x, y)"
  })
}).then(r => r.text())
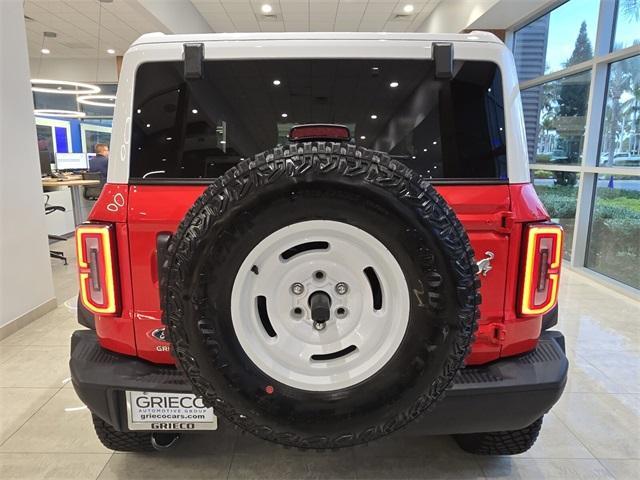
top-left (335, 282), bottom-right (349, 295)
top-left (291, 283), bottom-right (304, 295)
top-left (313, 321), bottom-right (326, 331)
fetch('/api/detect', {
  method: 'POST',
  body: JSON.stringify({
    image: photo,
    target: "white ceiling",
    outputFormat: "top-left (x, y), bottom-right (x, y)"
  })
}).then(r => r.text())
top-left (24, 0), bottom-right (166, 59)
top-left (192, 1), bottom-right (440, 33)
top-left (25, 0), bottom-right (442, 59)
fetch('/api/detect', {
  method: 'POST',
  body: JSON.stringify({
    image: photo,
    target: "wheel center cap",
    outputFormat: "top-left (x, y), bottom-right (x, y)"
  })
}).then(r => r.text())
top-left (308, 290), bottom-right (332, 324)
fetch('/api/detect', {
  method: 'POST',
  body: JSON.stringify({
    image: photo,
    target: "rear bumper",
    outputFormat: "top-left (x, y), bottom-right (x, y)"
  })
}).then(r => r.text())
top-left (70, 329), bottom-right (568, 434)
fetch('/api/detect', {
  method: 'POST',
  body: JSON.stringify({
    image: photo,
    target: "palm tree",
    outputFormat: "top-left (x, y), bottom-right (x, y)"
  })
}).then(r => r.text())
top-left (604, 44), bottom-right (636, 163)
top-left (620, 0), bottom-right (639, 21)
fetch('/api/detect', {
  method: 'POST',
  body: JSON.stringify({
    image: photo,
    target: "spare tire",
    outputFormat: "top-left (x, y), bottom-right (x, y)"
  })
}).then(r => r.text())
top-left (162, 142), bottom-right (480, 449)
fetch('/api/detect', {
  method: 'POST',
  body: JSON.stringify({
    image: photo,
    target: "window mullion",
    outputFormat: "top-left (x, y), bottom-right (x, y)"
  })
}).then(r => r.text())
top-left (593, 0), bottom-right (616, 57)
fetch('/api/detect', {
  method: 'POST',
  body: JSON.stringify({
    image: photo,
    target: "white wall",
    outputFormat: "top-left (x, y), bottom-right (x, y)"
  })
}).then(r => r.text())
top-left (1, 0), bottom-right (56, 329)
top-left (29, 57), bottom-right (118, 83)
top-left (416, 0), bottom-right (556, 34)
top-left (416, 0), bottom-right (500, 33)
top-left (468, 0), bottom-right (561, 30)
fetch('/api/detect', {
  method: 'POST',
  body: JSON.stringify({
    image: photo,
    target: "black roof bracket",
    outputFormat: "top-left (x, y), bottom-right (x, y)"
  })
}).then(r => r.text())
top-left (183, 43), bottom-right (204, 80)
top-left (432, 42), bottom-right (453, 79)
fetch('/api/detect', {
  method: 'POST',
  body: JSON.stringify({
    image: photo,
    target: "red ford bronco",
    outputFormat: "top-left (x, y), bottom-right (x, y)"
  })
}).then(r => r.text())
top-left (71, 32), bottom-right (568, 454)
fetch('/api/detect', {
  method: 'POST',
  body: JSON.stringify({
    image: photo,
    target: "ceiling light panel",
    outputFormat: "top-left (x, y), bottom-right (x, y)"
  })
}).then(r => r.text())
top-left (31, 79), bottom-right (100, 95)
top-left (34, 109), bottom-right (86, 118)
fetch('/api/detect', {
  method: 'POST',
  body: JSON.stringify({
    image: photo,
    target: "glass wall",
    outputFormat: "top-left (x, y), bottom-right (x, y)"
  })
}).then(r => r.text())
top-left (612, 0), bottom-right (640, 51)
top-left (598, 55), bottom-right (640, 167)
top-left (32, 83), bottom-right (116, 173)
top-left (586, 175), bottom-right (640, 288)
top-left (512, 0), bottom-right (640, 291)
top-left (522, 71), bottom-right (591, 165)
top-left (513, 0), bottom-right (599, 79)
top-left (532, 170), bottom-right (580, 260)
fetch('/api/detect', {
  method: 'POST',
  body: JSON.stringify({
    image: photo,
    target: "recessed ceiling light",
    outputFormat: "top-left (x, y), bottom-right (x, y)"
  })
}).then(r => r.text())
top-left (191, 109), bottom-right (198, 114)
top-left (370, 114), bottom-right (378, 119)
top-left (281, 113), bottom-right (288, 118)
top-left (106, 48), bottom-right (115, 55)
top-left (360, 135), bottom-right (366, 139)
top-left (403, 4), bottom-right (415, 14)
top-left (41, 48), bottom-right (50, 55)
top-left (423, 148), bottom-right (427, 152)
top-left (432, 141), bottom-right (437, 145)
top-left (372, 67), bottom-right (379, 71)
top-left (220, 140), bottom-right (226, 144)
top-left (389, 81), bottom-right (399, 88)
top-left (261, 4), bottom-right (273, 14)
top-left (165, 137), bottom-right (172, 141)
top-left (412, 155), bottom-right (416, 159)
top-left (146, 123), bottom-right (151, 128)
top-left (273, 79), bottom-right (281, 86)
top-left (137, 109), bottom-right (142, 114)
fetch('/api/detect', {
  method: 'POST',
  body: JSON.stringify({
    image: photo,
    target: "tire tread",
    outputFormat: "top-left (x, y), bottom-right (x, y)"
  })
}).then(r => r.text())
top-left (454, 417), bottom-right (544, 455)
top-left (91, 414), bottom-right (155, 452)
top-left (161, 142), bottom-right (481, 449)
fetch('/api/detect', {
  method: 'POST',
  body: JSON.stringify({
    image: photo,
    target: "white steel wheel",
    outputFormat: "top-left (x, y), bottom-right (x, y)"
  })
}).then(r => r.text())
top-left (231, 220), bottom-right (410, 392)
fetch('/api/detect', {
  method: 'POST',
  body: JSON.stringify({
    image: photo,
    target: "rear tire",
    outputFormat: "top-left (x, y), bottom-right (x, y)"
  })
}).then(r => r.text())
top-left (453, 417), bottom-right (543, 455)
top-left (91, 414), bottom-right (178, 452)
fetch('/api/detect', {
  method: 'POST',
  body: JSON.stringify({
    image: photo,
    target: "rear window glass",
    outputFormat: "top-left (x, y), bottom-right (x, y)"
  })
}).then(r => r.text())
top-left (130, 58), bottom-right (506, 181)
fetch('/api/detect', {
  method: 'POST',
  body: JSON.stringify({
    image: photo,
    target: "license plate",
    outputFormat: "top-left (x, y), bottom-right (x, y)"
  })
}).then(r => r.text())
top-left (125, 391), bottom-right (217, 431)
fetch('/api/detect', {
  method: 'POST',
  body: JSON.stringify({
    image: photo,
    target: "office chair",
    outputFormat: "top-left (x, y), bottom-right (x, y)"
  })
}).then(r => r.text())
top-left (44, 195), bottom-right (68, 265)
top-left (82, 171), bottom-right (104, 200)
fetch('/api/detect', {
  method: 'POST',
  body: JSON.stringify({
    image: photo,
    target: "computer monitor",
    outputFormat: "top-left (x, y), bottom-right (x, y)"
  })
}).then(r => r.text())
top-left (39, 151), bottom-right (52, 176)
top-left (55, 153), bottom-right (88, 171)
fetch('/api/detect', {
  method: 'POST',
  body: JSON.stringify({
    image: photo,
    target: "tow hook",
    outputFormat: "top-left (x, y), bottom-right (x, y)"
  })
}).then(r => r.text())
top-left (150, 432), bottom-right (181, 451)
top-left (476, 251), bottom-right (495, 277)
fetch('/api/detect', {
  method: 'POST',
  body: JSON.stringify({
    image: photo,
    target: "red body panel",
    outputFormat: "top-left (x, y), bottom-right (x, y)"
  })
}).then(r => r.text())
top-left (501, 183), bottom-right (549, 358)
top-left (87, 181), bottom-right (551, 366)
top-left (87, 185), bottom-right (137, 356)
top-left (127, 185), bottom-right (209, 362)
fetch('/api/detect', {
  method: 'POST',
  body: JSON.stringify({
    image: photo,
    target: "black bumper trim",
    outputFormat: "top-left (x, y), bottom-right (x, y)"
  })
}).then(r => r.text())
top-left (70, 330), bottom-right (568, 434)
top-left (77, 299), bottom-right (95, 330)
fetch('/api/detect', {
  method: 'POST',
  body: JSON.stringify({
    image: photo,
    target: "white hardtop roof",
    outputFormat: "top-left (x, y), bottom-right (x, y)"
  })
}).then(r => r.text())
top-left (132, 31), bottom-right (502, 48)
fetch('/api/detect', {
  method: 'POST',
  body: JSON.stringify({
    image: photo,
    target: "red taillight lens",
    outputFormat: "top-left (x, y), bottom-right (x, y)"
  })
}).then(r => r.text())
top-left (289, 124), bottom-right (351, 142)
top-left (76, 224), bottom-right (120, 315)
top-left (519, 223), bottom-right (563, 316)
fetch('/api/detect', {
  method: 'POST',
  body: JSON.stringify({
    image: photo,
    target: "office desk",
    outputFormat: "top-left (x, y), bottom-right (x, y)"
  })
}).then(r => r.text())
top-left (42, 177), bottom-right (100, 226)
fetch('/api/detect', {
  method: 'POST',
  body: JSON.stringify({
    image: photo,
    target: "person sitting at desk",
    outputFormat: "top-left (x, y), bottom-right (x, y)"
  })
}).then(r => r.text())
top-left (89, 143), bottom-right (109, 182)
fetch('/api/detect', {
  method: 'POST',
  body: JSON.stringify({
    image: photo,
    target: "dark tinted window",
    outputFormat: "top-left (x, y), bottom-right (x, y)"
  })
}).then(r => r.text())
top-left (130, 59), bottom-right (506, 181)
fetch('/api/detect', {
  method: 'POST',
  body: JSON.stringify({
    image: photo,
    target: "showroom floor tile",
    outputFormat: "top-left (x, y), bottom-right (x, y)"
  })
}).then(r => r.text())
top-left (0, 259), bottom-right (638, 478)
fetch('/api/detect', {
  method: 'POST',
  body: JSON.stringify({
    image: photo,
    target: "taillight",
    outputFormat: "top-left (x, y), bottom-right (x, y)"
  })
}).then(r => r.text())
top-left (76, 224), bottom-right (120, 315)
top-left (519, 223), bottom-right (563, 316)
top-left (289, 124), bottom-right (351, 142)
